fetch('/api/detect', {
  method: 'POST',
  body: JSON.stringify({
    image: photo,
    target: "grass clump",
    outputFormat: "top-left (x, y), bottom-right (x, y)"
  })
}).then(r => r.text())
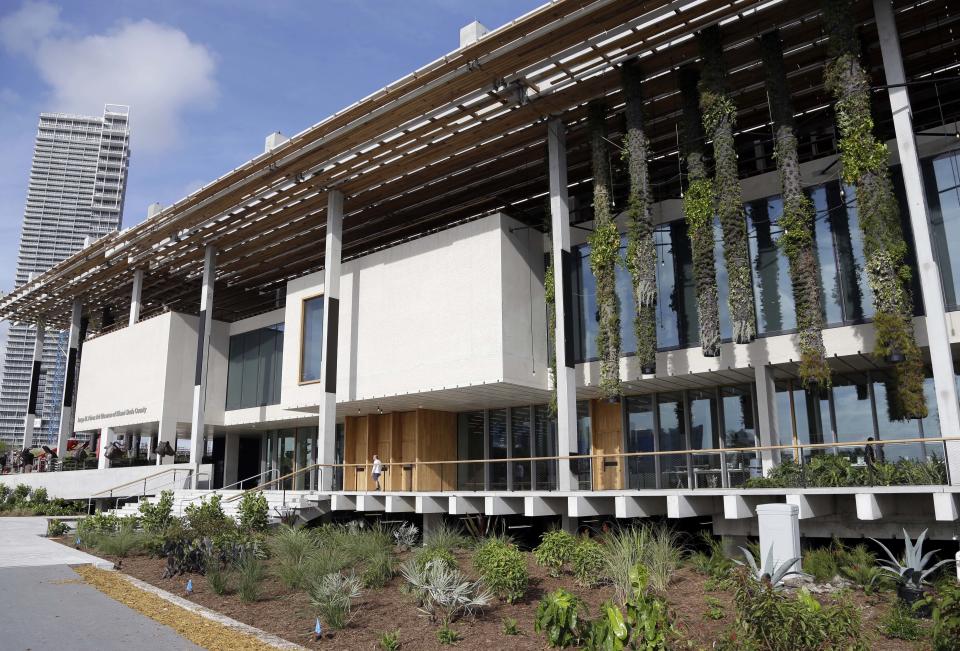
top-left (310, 572), bottom-right (362, 630)
top-left (378, 629), bottom-right (401, 650)
top-left (803, 546), bottom-right (840, 583)
top-left (601, 524), bottom-right (682, 601)
top-left (502, 616), bottom-right (521, 635)
top-left (271, 525), bottom-right (318, 589)
top-left (879, 603), bottom-right (923, 640)
top-left (422, 522), bottom-right (470, 553)
top-left (236, 556), bottom-right (265, 603)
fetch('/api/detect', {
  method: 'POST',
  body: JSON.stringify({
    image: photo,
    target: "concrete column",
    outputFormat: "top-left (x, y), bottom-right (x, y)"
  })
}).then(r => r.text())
top-left (56, 300), bottom-right (82, 456)
top-left (547, 118), bottom-right (579, 492)
top-left (874, 0), bottom-right (960, 483)
top-left (22, 323), bottom-right (45, 451)
top-left (189, 245), bottom-right (216, 486)
top-left (754, 365), bottom-right (780, 474)
top-left (317, 190), bottom-right (343, 491)
top-left (129, 269), bottom-right (144, 327)
top-left (98, 427), bottom-right (111, 470)
top-left (156, 415), bottom-right (176, 465)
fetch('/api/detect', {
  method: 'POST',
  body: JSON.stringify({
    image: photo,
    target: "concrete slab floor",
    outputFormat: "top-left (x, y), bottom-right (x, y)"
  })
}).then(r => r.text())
top-left (0, 516), bottom-right (112, 568)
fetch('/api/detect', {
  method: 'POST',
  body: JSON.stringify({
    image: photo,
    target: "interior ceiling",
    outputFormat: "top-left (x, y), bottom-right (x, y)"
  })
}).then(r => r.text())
top-left (2, 0), bottom-right (958, 331)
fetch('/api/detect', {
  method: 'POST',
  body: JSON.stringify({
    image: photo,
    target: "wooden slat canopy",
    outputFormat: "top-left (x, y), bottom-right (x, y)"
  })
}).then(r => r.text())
top-left (1, 0), bottom-right (957, 331)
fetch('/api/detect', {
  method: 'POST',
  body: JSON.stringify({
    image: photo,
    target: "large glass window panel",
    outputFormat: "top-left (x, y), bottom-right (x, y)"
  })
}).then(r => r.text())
top-left (225, 335), bottom-right (244, 410)
top-left (574, 246), bottom-right (598, 362)
top-left (830, 373), bottom-right (874, 462)
top-left (575, 401), bottom-right (592, 490)
top-left (240, 331), bottom-right (260, 409)
top-left (257, 328), bottom-right (278, 407)
top-left (810, 186), bottom-right (845, 325)
top-left (658, 392), bottom-right (688, 488)
top-left (832, 184), bottom-right (875, 322)
top-left (871, 370), bottom-right (923, 461)
top-left (534, 404), bottom-right (557, 490)
top-left (225, 325), bottom-right (284, 411)
top-left (928, 153), bottom-right (960, 308)
top-left (457, 412), bottom-right (485, 490)
top-left (748, 197), bottom-right (796, 334)
top-left (625, 395), bottom-right (656, 489)
top-left (488, 409), bottom-right (508, 490)
top-left (721, 385), bottom-right (758, 486)
top-left (669, 221), bottom-right (699, 348)
top-left (277, 429), bottom-right (296, 490)
top-left (511, 406), bottom-right (532, 491)
top-left (295, 427), bottom-right (315, 490)
top-left (654, 224), bottom-right (680, 348)
top-left (689, 389), bottom-right (721, 488)
top-left (713, 217), bottom-right (733, 341)
top-left (301, 296), bottom-right (324, 382)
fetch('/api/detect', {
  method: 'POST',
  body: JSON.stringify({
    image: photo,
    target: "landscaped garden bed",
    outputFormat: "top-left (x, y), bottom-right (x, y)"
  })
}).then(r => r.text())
top-left (54, 491), bottom-right (960, 650)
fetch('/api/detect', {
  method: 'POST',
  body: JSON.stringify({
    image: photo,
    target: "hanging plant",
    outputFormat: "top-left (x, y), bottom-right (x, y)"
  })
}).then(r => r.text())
top-left (679, 67), bottom-right (721, 357)
top-left (621, 60), bottom-right (657, 375)
top-left (545, 240), bottom-right (558, 417)
top-left (760, 31), bottom-right (832, 390)
top-left (822, 0), bottom-right (926, 419)
top-left (698, 25), bottom-right (757, 344)
top-left (588, 100), bottom-right (622, 400)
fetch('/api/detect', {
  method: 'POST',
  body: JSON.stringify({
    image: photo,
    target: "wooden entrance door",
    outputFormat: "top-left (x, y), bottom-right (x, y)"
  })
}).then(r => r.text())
top-left (591, 399), bottom-right (624, 490)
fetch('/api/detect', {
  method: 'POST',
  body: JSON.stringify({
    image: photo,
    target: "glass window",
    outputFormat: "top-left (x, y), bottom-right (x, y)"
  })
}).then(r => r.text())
top-left (689, 389), bottom-right (721, 488)
top-left (713, 217), bottom-right (733, 341)
top-left (301, 296), bottom-right (324, 382)
top-left (830, 373), bottom-right (874, 458)
top-left (831, 184), bottom-right (875, 322)
top-left (657, 392), bottom-right (687, 488)
top-left (488, 409), bottom-right (508, 490)
top-left (511, 406), bottom-right (532, 491)
top-left (277, 429), bottom-right (295, 490)
top-left (533, 404), bottom-right (557, 490)
top-left (721, 385), bottom-right (758, 486)
top-left (748, 197), bottom-right (796, 333)
top-left (810, 186), bottom-right (845, 325)
top-left (625, 395), bottom-right (656, 489)
top-left (575, 400), bottom-right (592, 490)
top-left (655, 224), bottom-right (681, 348)
top-left (225, 324), bottom-right (284, 410)
top-left (926, 153), bottom-right (960, 308)
top-left (457, 411), bottom-right (485, 490)
top-left (668, 221), bottom-right (699, 348)
top-left (871, 369), bottom-right (922, 461)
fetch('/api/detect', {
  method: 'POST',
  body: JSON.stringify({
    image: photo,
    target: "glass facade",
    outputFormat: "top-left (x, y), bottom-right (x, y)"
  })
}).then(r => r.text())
top-left (925, 151), bottom-right (960, 309)
top-left (225, 324), bottom-right (284, 410)
top-left (300, 296), bottom-right (324, 382)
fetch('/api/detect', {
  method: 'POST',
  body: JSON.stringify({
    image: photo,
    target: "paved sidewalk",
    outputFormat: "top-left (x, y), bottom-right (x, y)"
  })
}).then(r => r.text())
top-left (0, 516), bottom-right (112, 568)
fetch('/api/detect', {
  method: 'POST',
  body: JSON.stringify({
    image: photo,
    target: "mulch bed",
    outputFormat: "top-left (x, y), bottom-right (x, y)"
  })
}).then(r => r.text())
top-left (56, 538), bottom-right (917, 650)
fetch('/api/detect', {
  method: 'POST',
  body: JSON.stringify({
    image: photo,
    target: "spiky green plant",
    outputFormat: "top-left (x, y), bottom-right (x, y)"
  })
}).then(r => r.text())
top-left (870, 528), bottom-right (955, 589)
top-left (736, 546), bottom-right (803, 588)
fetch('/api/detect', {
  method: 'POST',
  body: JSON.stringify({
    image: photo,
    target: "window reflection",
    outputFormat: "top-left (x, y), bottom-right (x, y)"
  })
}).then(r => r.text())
top-left (488, 409), bottom-right (508, 490)
top-left (658, 392), bottom-right (687, 488)
top-left (689, 389), bottom-right (721, 488)
top-left (575, 400), bottom-right (593, 490)
top-left (625, 395), bottom-right (656, 489)
top-left (926, 153), bottom-right (960, 308)
top-left (457, 411), bottom-right (484, 490)
top-left (300, 296), bottom-right (324, 382)
top-left (747, 197), bottom-right (796, 333)
top-left (511, 406), bottom-right (532, 491)
top-left (721, 385), bottom-right (758, 486)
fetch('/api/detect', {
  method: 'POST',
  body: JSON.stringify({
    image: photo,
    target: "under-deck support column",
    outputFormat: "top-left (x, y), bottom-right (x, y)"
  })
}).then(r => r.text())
top-left (98, 427), bottom-right (111, 469)
top-left (754, 365), bottom-right (780, 474)
top-left (56, 300), bottom-right (82, 457)
top-left (129, 269), bottom-right (143, 327)
top-left (874, 0), bottom-right (960, 483)
top-left (317, 190), bottom-right (343, 491)
top-left (548, 119), bottom-right (579, 492)
top-left (22, 322), bottom-right (45, 452)
top-left (189, 245), bottom-right (216, 487)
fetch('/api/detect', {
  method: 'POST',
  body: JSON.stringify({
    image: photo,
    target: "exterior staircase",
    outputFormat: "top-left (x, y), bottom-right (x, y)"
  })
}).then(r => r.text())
top-left (110, 489), bottom-right (330, 525)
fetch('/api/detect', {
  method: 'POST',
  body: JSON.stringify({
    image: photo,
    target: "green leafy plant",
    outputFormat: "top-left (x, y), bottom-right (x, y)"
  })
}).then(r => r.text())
top-left (704, 596), bottom-right (725, 621)
top-left (879, 603), bottom-right (923, 640)
top-left (839, 544), bottom-right (885, 594)
top-left (46, 519), bottom-right (69, 538)
top-left (414, 546), bottom-right (457, 571)
top-left (535, 588), bottom-right (587, 648)
top-left (309, 571), bottom-right (362, 629)
top-left (572, 537), bottom-right (605, 588)
top-left (436, 624), bottom-right (460, 645)
top-left (184, 494), bottom-right (229, 538)
top-left (271, 524), bottom-right (318, 589)
top-left (378, 629), bottom-right (401, 650)
top-left (736, 546), bottom-right (802, 588)
top-left (502, 617), bottom-right (520, 636)
top-left (30, 487), bottom-right (49, 504)
top-left (803, 547), bottom-right (840, 583)
top-left (919, 582), bottom-right (960, 650)
top-left (472, 538), bottom-right (528, 603)
top-left (400, 558), bottom-right (491, 625)
top-left (138, 491), bottom-right (175, 534)
top-left (237, 491), bottom-right (269, 532)
top-left (586, 566), bottom-right (675, 650)
top-left (534, 530), bottom-right (577, 577)
top-left (236, 556), bottom-right (265, 603)
top-left (871, 528), bottom-right (954, 592)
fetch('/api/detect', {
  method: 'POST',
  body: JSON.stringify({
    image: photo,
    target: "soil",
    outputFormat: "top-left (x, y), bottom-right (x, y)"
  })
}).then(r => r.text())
top-left (58, 538), bottom-right (919, 651)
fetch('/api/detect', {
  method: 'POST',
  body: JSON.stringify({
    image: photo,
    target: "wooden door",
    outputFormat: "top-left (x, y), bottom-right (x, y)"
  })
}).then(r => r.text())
top-left (591, 399), bottom-right (624, 490)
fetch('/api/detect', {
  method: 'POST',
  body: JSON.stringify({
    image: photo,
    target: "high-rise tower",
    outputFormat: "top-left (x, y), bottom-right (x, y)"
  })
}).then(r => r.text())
top-left (0, 105), bottom-right (130, 447)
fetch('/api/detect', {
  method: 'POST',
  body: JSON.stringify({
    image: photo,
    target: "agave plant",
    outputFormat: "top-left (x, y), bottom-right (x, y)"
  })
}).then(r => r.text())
top-left (870, 529), bottom-right (954, 590)
top-left (736, 546), bottom-right (803, 588)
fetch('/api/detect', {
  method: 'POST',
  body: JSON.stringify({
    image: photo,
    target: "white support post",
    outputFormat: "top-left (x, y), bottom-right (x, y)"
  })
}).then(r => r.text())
top-left (156, 414), bottom-right (176, 465)
top-left (874, 0), bottom-right (960, 483)
top-left (548, 118), bottom-right (579, 492)
top-left (754, 365), bottom-right (780, 475)
top-left (129, 269), bottom-right (144, 327)
top-left (56, 300), bottom-right (82, 456)
top-left (317, 190), bottom-right (343, 491)
top-left (98, 427), bottom-right (111, 470)
top-left (189, 245), bottom-right (216, 487)
top-left (22, 323), bottom-right (45, 451)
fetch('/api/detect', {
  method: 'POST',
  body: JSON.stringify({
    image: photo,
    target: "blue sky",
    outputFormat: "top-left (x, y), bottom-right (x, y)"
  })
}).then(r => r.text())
top-left (0, 0), bottom-right (544, 353)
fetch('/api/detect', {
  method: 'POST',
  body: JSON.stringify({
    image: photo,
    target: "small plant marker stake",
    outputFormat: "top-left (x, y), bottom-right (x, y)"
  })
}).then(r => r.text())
top-left (186, 579), bottom-right (193, 595)
top-left (314, 618), bottom-right (323, 641)
top-left (75, 536), bottom-right (81, 549)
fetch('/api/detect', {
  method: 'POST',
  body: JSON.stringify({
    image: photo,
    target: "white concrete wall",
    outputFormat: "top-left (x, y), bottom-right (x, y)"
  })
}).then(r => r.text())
top-left (0, 463), bottom-right (206, 500)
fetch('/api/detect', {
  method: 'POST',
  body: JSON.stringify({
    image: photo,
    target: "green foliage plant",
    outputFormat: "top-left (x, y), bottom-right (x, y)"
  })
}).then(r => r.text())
top-left (803, 547), bottom-right (840, 583)
top-left (545, 241), bottom-right (559, 416)
top-left (378, 630), bottom-right (401, 650)
top-left (237, 491), bottom-right (269, 532)
top-left (422, 521), bottom-right (470, 554)
top-left (309, 571), bottom-right (362, 629)
top-left (414, 546), bottom-right (457, 572)
top-left (184, 494), bottom-right (229, 538)
top-left (600, 524), bottom-right (681, 602)
top-left (585, 566), bottom-right (675, 651)
top-left (436, 624), bottom-right (460, 645)
top-left (138, 490), bottom-right (175, 534)
top-left (838, 544), bottom-right (884, 594)
top-left (678, 67), bottom-right (720, 357)
top-left (920, 582), bottom-right (960, 651)
top-left (822, 0), bottom-right (926, 418)
top-left (760, 30), bottom-right (831, 388)
top-left (236, 556), bottom-right (265, 603)
top-left (472, 538), bottom-right (528, 603)
top-left (704, 596), bottom-right (725, 621)
top-left (91, 520), bottom-right (144, 558)
top-left (271, 524), bottom-right (319, 589)
top-left (204, 552), bottom-right (232, 595)
top-left (587, 99), bottom-right (622, 400)
top-left (698, 25), bottom-right (756, 344)
top-left (46, 519), bottom-right (69, 537)
top-left (535, 588), bottom-right (587, 648)
top-left (502, 617), bottom-right (520, 636)
top-left (534, 529), bottom-right (577, 577)
top-left (871, 528), bottom-right (954, 592)
top-left (572, 537), bottom-right (605, 587)
top-left (621, 59), bottom-right (657, 374)
top-left (879, 603), bottom-right (923, 640)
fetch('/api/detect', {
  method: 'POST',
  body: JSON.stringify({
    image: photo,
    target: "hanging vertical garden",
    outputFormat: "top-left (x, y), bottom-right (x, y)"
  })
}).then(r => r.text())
top-left (621, 60), bottom-right (657, 375)
top-left (822, 0), bottom-right (927, 419)
top-left (679, 67), bottom-right (721, 357)
top-left (698, 25), bottom-right (757, 344)
top-left (544, 231), bottom-right (558, 415)
top-left (588, 100), bottom-right (622, 400)
top-left (760, 31), bottom-right (832, 389)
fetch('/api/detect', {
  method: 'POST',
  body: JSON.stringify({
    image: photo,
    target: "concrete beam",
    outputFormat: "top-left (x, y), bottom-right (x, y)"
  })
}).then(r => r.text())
top-left (525, 496), bottom-right (566, 517)
top-left (933, 493), bottom-right (960, 521)
top-left (568, 496), bottom-right (614, 518)
top-left (856, 493), bottom-right (895, 521)
top-left (785, 494), bottom-right (834, 520)
top-left (331, 494), bottom-right (357, 511)
top-left (485, 496), bottom-right (523, 515)
top-left (615, 495), bottom-right (666, 519)
top-left (355, 494), bottom-right (385, 511)
top-left (723, 495), bottom-right (768, 520)
top-left (667, 495), bottom-right (718, 519)
top-left (386, 496), bottom-right (416, 513)
top-left (449, 495), bottom-right (484, 515)
top-left (416, 495), bottom-right (448, 514)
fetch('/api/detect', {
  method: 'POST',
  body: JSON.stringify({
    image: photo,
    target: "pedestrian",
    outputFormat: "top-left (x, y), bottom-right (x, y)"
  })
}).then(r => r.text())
top-left (372, 454), bottom-right (383, 491)
top-left (865, 436), bottom-right (885, 468)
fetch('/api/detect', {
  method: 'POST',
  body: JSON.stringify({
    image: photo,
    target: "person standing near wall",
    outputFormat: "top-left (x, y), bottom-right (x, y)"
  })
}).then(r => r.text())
top-left (371, 454), bottom-right (382, 491)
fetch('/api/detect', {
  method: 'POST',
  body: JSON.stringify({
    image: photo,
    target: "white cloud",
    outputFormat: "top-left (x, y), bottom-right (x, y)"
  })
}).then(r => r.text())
top-left (0, 2), bottom-right (218, 153)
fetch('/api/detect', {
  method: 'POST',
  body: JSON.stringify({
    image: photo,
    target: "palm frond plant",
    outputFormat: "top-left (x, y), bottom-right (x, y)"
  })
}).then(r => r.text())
top-left (871, 528), bottom-right (954, 607)
top-left (736, 546), bottom-right (804, 588)
top-left (309, 572), bottom-right (363, 630)
top-left (399, 558), bottom-right (491, 625)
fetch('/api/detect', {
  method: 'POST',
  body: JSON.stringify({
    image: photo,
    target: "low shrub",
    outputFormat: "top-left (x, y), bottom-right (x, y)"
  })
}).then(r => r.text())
top-left (879, 603), bottom-right (923, 640)
top-left (436, 624), bottom-right (460, 645)
top-left (138, 491), bottom-right (175, 534)
top-left (393, 522), bottom-right (419, 551)
top-left (378, 629), bottom-right (401, 650)
top-left (838, 544), bottom-right (885, 593)
top-left (0, 484), bottom-right (10, 503)
top-left (571, 538), bottom-right (605, 588)
top-left (803, 547), bottom-right (840, 583)
top-left (534, 530), bottom-right (577, 577)
top-left (502, 617), bottom-right (520, 636)
top-left (90, 521), bottom-right (145, 558)
top-left (237, 556), bottom-right (265, 603)
top-left (309, 572), bottom-right (362, 629)
top-left (162, 537), bottom-right (210, 578)
top-left (205, 553), bottom-right (232, 595)
top-left (414, 546), bottom-right (457, 571)
top-left (272, 525), bottom-right (318, 589)
top-left (237, 491), bottom-right (269, 532)
top-left (184, 494), bottom-right (229, 538)
top-left (422, 522), bottom-right (470, 553)
top-left (400, 558), bottom-right (491, 624)
top-left (534, 588), bottom-right (586, 648)
top-left (78, 511), bottom-right (122, 539)
top-left (46, 519), bottom-right (69, 538)
top-left (362, 551), bottom-right (394, 588)
top-left (920, 583), bottom-right (960, 651)
top-left (11, 484), bottom-right (30, 504)
top-left (30, 487), bottom-right (49, 504)
top-left (704, 596), bottom-right (725, 620)
top-left (745, 456), bottom-right (948, 488)
top-left (473, 538), bottom-right (528, 603)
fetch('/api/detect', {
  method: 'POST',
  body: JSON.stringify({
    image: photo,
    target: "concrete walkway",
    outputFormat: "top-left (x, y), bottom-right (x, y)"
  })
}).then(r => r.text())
top-left (0, 517), bottom-right (201, 650)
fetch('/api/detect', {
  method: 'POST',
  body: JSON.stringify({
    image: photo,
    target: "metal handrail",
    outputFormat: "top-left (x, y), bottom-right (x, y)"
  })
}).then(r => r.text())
top-left (225, 433), bottom-right (960, 501)
top-left (176, 468), bottom-right (280, 507)
top-left (89, 466), bottom-right (189, 498)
